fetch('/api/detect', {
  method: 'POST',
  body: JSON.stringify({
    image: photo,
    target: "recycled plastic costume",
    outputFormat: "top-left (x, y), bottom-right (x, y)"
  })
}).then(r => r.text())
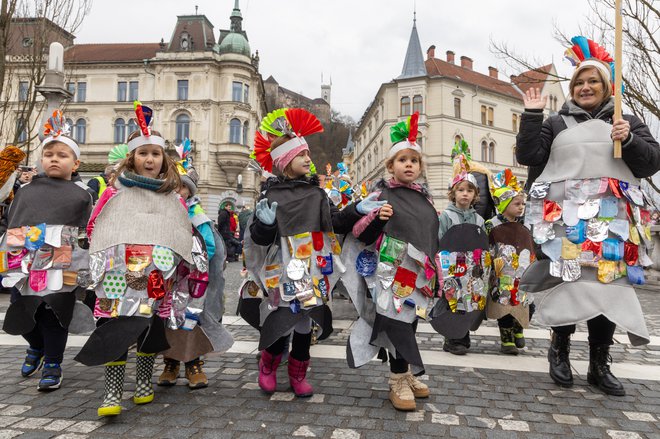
top-left (158, 140), bottom-right (233, 389)
top-left (517, 37), bottom-right (660, 395)
top-left (73, 102), bottom-right (211, 416)
top-left (485, 169), bottom-right (535, 354)
top-left (240, 108), bottom-right (363, 397)
top-left (1, 113), bottom-right (94, 390)
top-left (343, 113), bottom-right (440, 376)
top-left (430, 143), bottom-right (490, 353)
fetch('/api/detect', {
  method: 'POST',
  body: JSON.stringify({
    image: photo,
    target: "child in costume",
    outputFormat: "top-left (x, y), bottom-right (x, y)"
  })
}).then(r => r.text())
top-left (74, 102), bottom-right (208, 417)
top-left (432, 142), bottom-right (490, 356)
top-left (343, 112), bottom-right (437, 411)
top-left (157, 140), bottom-right (233, 389)
top-left (485, 169), bottom-right (535, 355)
top-left (241, 108), bottom-right (364, 397)
top-left (1, 112), bottom-right (94, 391)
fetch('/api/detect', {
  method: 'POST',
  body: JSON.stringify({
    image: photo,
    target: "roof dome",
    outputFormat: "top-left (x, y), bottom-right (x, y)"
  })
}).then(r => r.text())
top-left (219, 33), bottom-right (250, 57)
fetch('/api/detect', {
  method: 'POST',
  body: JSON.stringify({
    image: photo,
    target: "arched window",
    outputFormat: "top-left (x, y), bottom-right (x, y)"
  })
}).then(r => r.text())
top-left (242, 121), bottom-right (249, 145)
top-left (400, 97), bottom-right (410, 116)
top-left (114, 118), bottom-right (126, 144)
top-left (175, 113), bottom-right (190, 144)
top-left (74, 119), bottom-right (86, 144)
top-left (488, 142), bottom-right (495, 163)
top-left (229, 118), bottom-right (241, 143)
top-left (481, 140), bottom-right (488, 161)
top-left (127, 119), bottom-right (138, 136)
top-left (412, 95), bottom-right (423, 113)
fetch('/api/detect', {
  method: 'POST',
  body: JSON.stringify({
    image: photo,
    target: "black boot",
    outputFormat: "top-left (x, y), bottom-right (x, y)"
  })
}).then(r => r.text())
top-left (587, 344), bottom-right (625, 396)
top-left (548, 332), bottom-right (573, 387)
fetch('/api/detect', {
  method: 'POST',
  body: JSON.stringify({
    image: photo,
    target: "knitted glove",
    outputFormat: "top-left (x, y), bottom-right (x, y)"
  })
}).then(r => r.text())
top-left (255, 199), bottom-right (278, 225)
top-left (356, 192), bottom-right (387, 215)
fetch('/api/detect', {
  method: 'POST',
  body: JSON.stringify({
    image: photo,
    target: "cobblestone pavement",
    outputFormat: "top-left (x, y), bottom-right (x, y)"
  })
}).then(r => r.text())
top-left (0, 260), bottom-right (658, 439)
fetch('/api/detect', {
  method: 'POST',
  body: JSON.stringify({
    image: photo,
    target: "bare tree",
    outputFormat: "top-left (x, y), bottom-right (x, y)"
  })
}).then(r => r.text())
top-left (0, 0), bottom-right (90, 159)
top-left (491, 0), bottom-right (659, 125)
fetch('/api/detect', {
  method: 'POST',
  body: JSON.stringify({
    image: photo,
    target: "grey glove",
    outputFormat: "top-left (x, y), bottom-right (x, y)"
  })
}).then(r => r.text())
top-left (255, 198), bottom-right (278, 225)
top-left (356, 192), bottom-right (387, 215)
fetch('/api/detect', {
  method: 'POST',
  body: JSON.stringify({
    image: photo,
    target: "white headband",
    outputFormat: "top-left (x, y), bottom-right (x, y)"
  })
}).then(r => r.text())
top-left (576, 59), bottom-right (612, 82)
top-left (127, 135), bottom-right (167, 152)
top-left (388, 140), bottom-right (421, 158)
top-left (41, 135), bottom-right (80, 159)
top-left (269, 136), bottom-right (307, 160)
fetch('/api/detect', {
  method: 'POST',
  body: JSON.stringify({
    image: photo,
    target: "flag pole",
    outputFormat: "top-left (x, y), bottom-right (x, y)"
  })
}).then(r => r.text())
top-left (613, 0), bottom-right (623, 158)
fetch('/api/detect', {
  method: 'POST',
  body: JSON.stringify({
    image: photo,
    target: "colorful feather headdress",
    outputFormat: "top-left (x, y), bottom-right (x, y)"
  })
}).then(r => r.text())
top-left (564, 36), bottom-right (616, 93)
top-left (389, 112), bottom-right (421, 158)
top-left (253, 108), bottom-right (323, 173)
top-left (41, 110), bottom-right (80, 158)
top-left (450, 139), bottom-right (477, 188)
top-left (490, 168), bottom-right (523, 214)
top-left (127, 101), bottom-right (166, 152)
top-left (108, 144), bottom-right (128, 164)
top-left (175, 138), bottom-right (198, 195)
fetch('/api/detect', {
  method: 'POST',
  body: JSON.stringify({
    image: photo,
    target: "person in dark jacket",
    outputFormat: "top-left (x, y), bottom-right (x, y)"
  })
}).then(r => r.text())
top-left (516, 47), bottom-right (660, 397)
top-left (217, 203), bottom-right (241, 261)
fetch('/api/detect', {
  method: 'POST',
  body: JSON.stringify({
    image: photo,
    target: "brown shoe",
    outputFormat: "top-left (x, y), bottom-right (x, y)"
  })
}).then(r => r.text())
top-left (185, 359), bottom-right (208, 389)
top-left (388, 373), bottom-right (416, 411)
top-left (157, 358), bottom-right (180, 386)
top-left (404, 370), bottom-right (430, 398)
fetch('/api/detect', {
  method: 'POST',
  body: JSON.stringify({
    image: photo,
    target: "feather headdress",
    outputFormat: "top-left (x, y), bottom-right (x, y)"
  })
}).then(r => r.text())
top-left (564, 36), bottom-right (616, 93)
top-left (127, 101), bottom-right (166, 152)
top-left (253, 108), bottom-right (323, 173)
top-left (490, 168), bottom-right (523, 214)
top-left (41, 109), bottom-right (80, 158)
top-left (389, 112), bottom-right (421, 158)
top-left (450, 139), bottom-right (478, 188)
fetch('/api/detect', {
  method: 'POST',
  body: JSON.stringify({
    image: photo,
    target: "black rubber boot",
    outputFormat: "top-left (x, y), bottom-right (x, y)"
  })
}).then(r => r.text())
top-left (587, 344), bottom-right (625, 396)
top-left (548, 332), bottom-right (573, 387)
top-left (499, 326), bottom-right (519, 355)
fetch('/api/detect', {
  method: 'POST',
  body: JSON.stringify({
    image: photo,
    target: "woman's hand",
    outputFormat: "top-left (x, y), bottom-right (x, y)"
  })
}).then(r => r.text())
top-left (611, 119), bottom-right (631, 142)
top-left (523, 87), bottom-right (548, 110)
top-left (378, 204), bottom-right (393, 221)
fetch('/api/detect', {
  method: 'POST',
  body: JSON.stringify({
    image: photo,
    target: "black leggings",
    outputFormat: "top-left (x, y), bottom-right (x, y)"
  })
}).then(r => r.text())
top-left (265, 331), bottom-right (312, 361)
top-left (22, 304), bottom-right (68, 365)
top-left (389, 320), bottom-right (419, 373)
top-left (553, 314), bottom-right (616, 346)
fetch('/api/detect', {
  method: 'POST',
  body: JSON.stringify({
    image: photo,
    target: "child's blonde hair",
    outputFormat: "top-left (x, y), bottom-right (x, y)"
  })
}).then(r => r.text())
top-left (447, 179), bottom-right (480, 207)
top-left (111, 130), bottom-right (181, 193)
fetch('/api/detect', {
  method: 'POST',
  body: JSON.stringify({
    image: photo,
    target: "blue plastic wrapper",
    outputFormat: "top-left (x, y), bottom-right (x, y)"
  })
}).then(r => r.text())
top-left (24, 223), bottom-right (46, 251)
top-left (289, 299), bottom-right (301, 314)
top-left (602, 238), bottom-right (623, 261)
top-left (626, 265), bottom-right (645, 285)
top-left (599, 196), bottom-right (618, 218)
top-left (565, 220), bottom-right (587, 244)
top-left (356, 249), bottom-right (377, 277)
top-left (320, 255), bottom-right (333, 275)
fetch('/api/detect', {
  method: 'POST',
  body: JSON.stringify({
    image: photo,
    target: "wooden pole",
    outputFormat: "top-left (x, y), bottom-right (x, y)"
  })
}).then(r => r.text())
top-left (614, 0), bottom-right (623, 158)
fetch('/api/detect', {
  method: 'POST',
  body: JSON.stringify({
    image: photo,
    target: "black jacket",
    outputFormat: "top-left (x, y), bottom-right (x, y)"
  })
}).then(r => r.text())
top-left (217, 208), bottom-right (233, 241)
top-left (249, 175), bottom-right (363, 246)
top-left (516, 99), bottom-right (660, 189)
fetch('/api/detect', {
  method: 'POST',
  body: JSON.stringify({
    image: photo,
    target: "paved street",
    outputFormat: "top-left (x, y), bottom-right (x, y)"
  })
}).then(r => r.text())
top-left (0, 261), bottom-right (659, 439)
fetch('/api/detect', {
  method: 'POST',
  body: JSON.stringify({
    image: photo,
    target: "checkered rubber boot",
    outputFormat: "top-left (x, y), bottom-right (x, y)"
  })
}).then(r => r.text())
top-left (97, 361), bottom-right (126, 417)
top-left (133, 352), bottom-right (155, 405)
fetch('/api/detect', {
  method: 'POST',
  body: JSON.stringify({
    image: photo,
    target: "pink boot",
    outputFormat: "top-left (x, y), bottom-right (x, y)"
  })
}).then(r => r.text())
top-left (288, 357), bottom-right (313, 397)
top-left (258, 350), bottom-right (282, 394)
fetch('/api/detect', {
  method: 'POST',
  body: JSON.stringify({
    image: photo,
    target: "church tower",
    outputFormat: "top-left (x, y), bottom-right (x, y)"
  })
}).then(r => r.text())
top-left (321, 74), bottom-right (331, 105)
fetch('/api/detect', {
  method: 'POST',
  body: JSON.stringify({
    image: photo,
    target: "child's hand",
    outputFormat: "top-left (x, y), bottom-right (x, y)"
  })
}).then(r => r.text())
top-left (378, 204), bottom-right (393, 221)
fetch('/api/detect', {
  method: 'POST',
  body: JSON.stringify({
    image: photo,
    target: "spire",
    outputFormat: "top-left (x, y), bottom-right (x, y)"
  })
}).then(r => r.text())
top-left (398, 14), bottom-right (427, 79)
top-left (230, 0), bottom-right (243, 32)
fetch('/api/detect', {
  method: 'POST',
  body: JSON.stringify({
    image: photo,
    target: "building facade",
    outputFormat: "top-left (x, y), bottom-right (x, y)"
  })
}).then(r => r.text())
top-left (2, 1), bottom-right (266, 214)
top-left (350, 18), bottom-right (565, 209)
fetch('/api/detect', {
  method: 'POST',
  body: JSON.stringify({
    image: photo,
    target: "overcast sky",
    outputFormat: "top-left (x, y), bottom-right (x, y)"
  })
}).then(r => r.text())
top-left (75, 0), bottom-right (596, 120)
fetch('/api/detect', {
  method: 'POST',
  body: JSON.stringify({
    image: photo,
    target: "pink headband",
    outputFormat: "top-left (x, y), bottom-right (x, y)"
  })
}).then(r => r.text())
top-left (271, 137), bottom-right (309, 171)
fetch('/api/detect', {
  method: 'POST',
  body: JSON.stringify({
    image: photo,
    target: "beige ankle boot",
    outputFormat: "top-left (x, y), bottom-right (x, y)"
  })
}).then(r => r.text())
top-left (404, 369), bottom-right (430, 398)
top-left (388, 372), bottom-right (416, 411)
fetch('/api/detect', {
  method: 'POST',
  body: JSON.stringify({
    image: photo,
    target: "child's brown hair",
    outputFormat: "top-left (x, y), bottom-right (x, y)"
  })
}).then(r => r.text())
top-left (111, 130), bottom-right (180, 193)
top-left (385, 149), bottom-right (425, 175)
top-left (447, 179), bottom-right (480, 207)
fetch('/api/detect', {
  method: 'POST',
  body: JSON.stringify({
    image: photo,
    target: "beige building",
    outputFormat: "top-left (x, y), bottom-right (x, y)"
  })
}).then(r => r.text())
top-left (3, 1), bottom-right (266, 214)
top-left (350, 18), bottom-right (565, 209)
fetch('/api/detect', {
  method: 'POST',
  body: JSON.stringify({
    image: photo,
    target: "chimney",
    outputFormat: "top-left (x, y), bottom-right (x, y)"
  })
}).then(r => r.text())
top-left (460, 56), bottom-right (473, 70)
top-left (488, 66), bottom-right (498, 79)
top-left (427, 45), bottom-right (436, 60)
top-left (446, 50), bottom-right (455, 64)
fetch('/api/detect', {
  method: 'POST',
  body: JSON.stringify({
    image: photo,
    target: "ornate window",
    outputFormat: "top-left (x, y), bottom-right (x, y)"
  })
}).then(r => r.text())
top-left (74, 119), bottom-right (86, 144)
top-left (488, 142), bottom-right (495, 163)
top-left (114, 118), bottom-right (126, 144)
top-left (481, 140), bottom-right (488, 161)
top-left (175, 113), bottom-right (190, 144)
top-left (243, 121), bottom-right (249, 145)
top-left (400, 96), bottom-right (410, 116)
top-left (127, 119), bottom-right (138, 136)
top-left (412, 95), bottom-right (423, 113)
top-left (229, 118), bottom-right (241, 143)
